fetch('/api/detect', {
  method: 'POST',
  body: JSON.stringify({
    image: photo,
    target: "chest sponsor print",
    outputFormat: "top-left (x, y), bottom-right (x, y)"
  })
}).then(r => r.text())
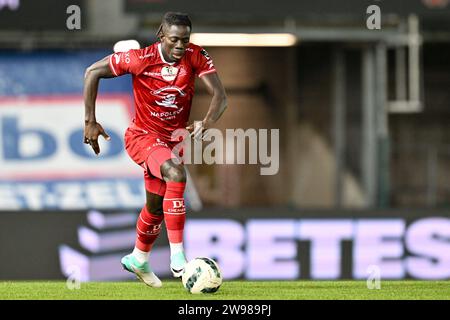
top-left (151, 86), bottom-right (186, 110)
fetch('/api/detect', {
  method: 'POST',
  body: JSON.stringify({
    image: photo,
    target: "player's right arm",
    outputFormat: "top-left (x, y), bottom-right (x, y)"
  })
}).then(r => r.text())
top-left (84, 50), bottom-right (142, 154)
top-left (83, 55), bottom-right (115, 155)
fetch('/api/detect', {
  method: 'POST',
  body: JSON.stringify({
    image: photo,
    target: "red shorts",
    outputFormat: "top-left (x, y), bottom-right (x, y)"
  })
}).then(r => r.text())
top-left (124, 126), bottom-right (180, 196)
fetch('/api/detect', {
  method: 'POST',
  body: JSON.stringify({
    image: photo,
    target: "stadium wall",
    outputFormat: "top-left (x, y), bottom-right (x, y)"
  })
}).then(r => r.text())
top-left (3, 47), bottom-right (450, 210)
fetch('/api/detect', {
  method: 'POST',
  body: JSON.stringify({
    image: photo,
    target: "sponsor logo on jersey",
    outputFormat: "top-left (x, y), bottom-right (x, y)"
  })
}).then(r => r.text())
top-left (200, 49), bottom-right (211, 60)
top-left (114, 52), bottom-right (131, 64)
top-left (161, 66), bottom-right (178, 81)
top-left (150, 138), bottom-right (169, 148)
top-left (124, 52), bottom-right (131, 64)
top-left (144, 69), bottom-right (186, 78)
top-left (139, 53), bottom-right (155, 59)
top-left (155, 94), bottom-right (178, 109)
top-left (143, 71), bottom-right (161, 77)
top-left (114, 53), bottom-right (120, 64)
top-left (150, 107), bottom-right (184, 120)
top-left (151, 86), bottom-right (186, 96)
top-left (151, 86), bottom-right (186, 110)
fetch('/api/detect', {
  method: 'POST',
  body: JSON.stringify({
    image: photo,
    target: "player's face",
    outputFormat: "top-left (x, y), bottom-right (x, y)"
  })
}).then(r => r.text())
top-left (160, 25), bottom-right (191, 62)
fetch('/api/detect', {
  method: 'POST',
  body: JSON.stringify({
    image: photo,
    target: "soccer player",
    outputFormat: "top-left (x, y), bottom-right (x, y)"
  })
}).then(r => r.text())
top-left (83, 12), bottom-right (227, 287)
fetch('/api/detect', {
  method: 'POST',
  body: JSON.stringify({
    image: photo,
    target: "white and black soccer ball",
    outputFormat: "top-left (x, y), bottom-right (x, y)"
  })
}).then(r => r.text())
top-left (181, 257), bottom-right (222, 294)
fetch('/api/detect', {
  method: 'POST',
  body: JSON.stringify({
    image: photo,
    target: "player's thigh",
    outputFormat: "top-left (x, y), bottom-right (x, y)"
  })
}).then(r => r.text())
top-left (145, 144), bottom-right (180, 179)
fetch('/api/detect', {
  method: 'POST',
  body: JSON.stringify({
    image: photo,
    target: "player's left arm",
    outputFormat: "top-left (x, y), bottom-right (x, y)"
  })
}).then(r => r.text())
top-left (187, 72), bottom-right (227, 133)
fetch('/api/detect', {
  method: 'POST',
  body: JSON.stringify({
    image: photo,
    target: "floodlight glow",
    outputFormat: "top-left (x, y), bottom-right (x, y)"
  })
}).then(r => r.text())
top-left (190, 33), bottom-right (297, 47)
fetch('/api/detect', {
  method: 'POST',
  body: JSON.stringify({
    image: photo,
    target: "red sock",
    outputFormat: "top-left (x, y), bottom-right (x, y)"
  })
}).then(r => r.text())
top-left (163, 181), bottom-right (186, 244)
top-left (135, 206), bottom-right (164, 251)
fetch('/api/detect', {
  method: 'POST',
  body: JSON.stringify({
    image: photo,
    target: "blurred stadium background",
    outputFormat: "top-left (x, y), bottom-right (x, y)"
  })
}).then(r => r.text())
top-left (0, 0), bottom-right (449, 285)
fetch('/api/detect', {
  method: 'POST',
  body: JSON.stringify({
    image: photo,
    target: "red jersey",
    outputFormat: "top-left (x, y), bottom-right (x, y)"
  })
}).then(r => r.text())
top-left (109, 42), bottom-right (216, 140)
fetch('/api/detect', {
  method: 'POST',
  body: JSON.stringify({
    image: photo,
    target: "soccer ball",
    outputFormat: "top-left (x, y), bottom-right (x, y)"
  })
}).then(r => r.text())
top-left (181, 257), bottom-right (222, 294)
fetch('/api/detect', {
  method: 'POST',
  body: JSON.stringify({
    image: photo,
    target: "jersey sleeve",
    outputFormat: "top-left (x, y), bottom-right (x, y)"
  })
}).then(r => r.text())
top-left (191, 47), bottom-right (217, 78)
top-left (108, 49), bottom-right (142, 76)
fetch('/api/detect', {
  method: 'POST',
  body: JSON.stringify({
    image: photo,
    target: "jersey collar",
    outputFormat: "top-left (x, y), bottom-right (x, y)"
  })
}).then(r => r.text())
top-left (158, 43), bottom-right (176, 65)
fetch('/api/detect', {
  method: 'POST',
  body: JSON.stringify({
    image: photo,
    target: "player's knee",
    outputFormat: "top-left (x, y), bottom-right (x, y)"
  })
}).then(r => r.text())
top-left (161, 161), bottom-right (186, 182)
top-left (165, 166), bottom-right (186, 182)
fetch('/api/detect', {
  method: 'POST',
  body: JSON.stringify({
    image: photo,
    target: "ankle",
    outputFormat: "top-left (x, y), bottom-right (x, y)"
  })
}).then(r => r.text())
top-left (132, 247), bottom-right (150, 264)
top-left (169, 242), bottom-right (184, 257)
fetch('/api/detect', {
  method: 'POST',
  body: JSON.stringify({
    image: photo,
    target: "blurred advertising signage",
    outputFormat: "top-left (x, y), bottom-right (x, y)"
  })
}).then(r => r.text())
top-left (0, 0), bottom-right (83, 30)
top-left (59, 210), bottom-right (172, 282)
top-left (0, 95), bottom-right (146, 210)
top-left (185, 217), bottom-right (450, 280)
top-left (124, 0), bottom-right (450, 17)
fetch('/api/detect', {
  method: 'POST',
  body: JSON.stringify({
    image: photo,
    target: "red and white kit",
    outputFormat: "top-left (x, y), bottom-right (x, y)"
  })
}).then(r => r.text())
top-left (109, 42), bottom-right (216, 196)
top-left (109, 42), bottom-right (216, 252)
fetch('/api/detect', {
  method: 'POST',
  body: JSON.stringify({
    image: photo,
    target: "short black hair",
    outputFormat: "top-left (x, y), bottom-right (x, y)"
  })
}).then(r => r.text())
top-left (157, 12), bottom-right (192, 39)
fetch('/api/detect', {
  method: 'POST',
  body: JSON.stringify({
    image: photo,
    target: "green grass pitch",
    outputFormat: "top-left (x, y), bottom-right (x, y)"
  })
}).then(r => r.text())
top-left (0, 280), bottom-right (449, 300)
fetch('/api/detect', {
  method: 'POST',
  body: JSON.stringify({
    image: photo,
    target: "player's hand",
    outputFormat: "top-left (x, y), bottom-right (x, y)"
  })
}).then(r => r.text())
top-left (83, 121), bottom-right (111, 155)
top-left (186, 119), bottom-right (213, 141)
